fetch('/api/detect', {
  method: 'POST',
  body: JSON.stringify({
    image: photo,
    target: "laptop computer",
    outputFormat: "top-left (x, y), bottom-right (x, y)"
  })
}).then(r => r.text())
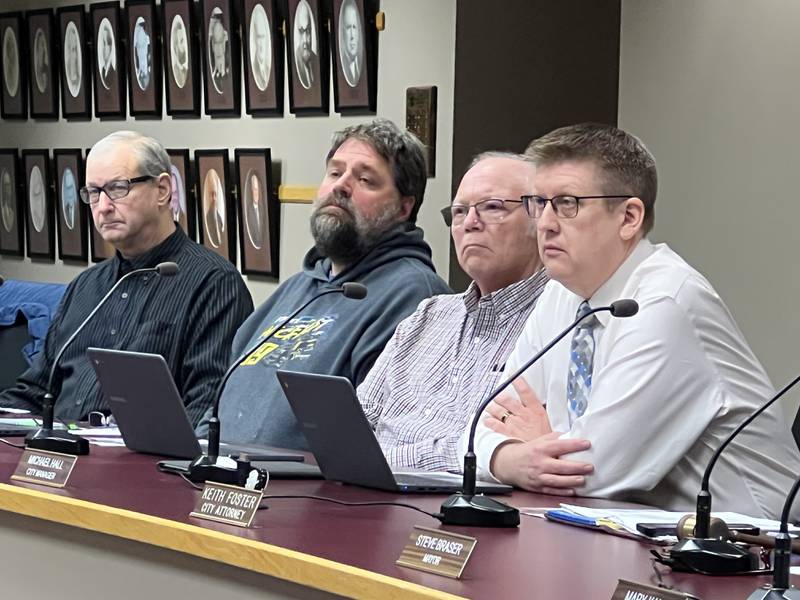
top-left (87, 348), bottom-right (304, 462)
top-left (275, 370), bottom-right (512, 494)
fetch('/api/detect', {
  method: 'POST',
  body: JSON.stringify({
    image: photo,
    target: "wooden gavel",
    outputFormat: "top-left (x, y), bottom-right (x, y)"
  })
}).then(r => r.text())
top-left (676, 514), bottom-right (800, 554)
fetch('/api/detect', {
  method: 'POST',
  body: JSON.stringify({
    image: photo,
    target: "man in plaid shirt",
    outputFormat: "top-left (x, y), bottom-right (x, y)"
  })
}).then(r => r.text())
top-left (357, 152), bottom-right (548, 472)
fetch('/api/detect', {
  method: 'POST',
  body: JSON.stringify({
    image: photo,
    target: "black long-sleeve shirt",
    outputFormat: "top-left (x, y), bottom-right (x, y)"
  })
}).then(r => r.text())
top-left (0, 226), bottom-right (253, 425)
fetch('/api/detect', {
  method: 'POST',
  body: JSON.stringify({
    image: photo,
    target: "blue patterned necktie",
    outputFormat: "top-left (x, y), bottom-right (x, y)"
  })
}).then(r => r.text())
top-left (567, 301), bottom-right (599, 424)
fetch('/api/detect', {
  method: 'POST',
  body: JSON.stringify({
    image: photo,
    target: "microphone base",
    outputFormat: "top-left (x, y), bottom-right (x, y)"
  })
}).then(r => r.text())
top-left (25, 428), bottom-right (90, 456)
top-left (747, 587), bottom-right (800, 599)
top-left (668, 537), bottom-right (759, 574)
top-left (186, 454), bottom-right (247, 486)
top-left (439, 493), bottom-right (520, 527)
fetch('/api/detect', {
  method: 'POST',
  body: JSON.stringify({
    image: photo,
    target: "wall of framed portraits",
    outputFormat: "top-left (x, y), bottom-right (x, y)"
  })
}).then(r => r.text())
top-left (0, 0), bottom-right (457, 305)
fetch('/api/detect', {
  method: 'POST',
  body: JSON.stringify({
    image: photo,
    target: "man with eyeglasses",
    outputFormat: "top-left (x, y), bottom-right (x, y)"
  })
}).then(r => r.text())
top-left (356, 152), bottom-right (548, 472)
top-left (0, 131), bottom-right (253, 426)
top-left (470, 123), bottom-right (800, 518)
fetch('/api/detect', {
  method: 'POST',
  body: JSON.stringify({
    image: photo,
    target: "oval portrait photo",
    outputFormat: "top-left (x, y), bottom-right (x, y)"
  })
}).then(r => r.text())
top-left (63, 20), bottom-right (82, 98)
top-left (29, 165), bottom-right (45, 233)
top-left (1, 169), bottom-right (14, 233)
top-left (97, 17), bottom-right (117, 91)
top-left (3, 26), bottom-right (19, 98)
top-left (249, 4), bottom-right (272, 92)
top-left (61, 167), bottom-right (78, 230)
top-left (203, 168), bottom-right (225, 248)
top-left (170, 14), bottom-right (189, 89)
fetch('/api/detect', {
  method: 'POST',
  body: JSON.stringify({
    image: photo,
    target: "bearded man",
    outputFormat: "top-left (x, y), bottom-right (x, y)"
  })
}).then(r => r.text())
top-left (202, 119), bottom-right (450, 448)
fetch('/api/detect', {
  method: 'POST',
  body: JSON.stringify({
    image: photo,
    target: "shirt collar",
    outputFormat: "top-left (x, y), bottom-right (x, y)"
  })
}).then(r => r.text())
top-left (589, 238), bottom-right (654, 327)
top-left (462, 268), bottom-right (549, 321)
top-left (116, 225), bottom-right (184, 278)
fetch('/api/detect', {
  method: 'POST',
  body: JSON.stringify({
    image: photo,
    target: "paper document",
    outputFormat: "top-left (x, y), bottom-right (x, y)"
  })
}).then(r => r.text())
top-left (66, 426), bottom-right (121, 437)
top-left (0, 407), bottom-right (31, 415)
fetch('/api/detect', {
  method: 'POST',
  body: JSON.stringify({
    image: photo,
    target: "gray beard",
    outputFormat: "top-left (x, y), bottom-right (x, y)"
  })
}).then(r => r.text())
top-left (310, 193), bottom-right (401, 266)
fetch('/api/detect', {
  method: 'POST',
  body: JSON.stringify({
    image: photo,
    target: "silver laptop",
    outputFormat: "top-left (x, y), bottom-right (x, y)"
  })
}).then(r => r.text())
top-left (276, 370), bottom-right (512, 494)
top-left (87, 348), bottom-right (304, 462)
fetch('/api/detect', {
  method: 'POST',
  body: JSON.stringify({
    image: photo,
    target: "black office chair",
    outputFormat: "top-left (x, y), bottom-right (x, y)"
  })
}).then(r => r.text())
top-left (0, 312), bottom-right (29, 390)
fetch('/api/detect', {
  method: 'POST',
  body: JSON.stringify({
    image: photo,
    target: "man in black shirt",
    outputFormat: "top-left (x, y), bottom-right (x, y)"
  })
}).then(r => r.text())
top-left (0, 131), bottom-right (253, 425)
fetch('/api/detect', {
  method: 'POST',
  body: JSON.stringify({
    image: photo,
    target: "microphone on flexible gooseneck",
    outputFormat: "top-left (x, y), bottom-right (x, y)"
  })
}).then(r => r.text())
top-left (26, 262), bottom-right (180, 456)
top-left (439, 299), bottom-right (639, 528)
top-left (186, 282), bottom-right (368, 485)
top-left (664, 372), bottom-right (800, 575)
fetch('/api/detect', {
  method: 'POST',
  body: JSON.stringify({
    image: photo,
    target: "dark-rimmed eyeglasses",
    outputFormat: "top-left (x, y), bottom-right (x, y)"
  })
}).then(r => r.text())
top-left (521, 195), bottom-right (632, 219)
top-left (80, 175), bottom-right (155, 205)
top-left (440, 198), bottom-right (524, 227)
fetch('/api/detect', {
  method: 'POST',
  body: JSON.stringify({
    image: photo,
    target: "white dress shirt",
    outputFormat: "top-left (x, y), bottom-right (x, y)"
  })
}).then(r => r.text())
top-left (474, 239), bottom-right (800, 519)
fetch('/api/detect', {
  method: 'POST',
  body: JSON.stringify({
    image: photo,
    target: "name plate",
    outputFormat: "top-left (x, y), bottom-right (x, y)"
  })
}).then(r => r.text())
top-left (396, 525), bottom-right (477, 579)
top-left (190, 482), bottom-right (262, 528)
top-left (611, 579), bottom-right (700, 600)
top-left (11, 449), bottom-right (77, 488)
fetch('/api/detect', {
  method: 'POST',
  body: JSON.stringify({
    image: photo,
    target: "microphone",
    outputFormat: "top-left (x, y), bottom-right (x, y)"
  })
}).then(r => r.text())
top-left (665, 372), bottom-right (800, 574)
top-left (187, 282), bottom-right (368, 485)
top-left (440, 299), bottom-right (639, 527)
top-left (746, 476), bottom-right (800, 599)
top-left (26, 261), bottom-right (180, 455)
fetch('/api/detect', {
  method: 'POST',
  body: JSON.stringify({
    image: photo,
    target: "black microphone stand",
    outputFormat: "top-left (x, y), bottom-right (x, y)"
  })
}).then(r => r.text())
top-left (440, 300), bottom-right (639, 527)
top-left (26, 262), bottom-right (179, 456)
top-left (746, 475), bottom-right (800, 599)
top-left (187, 282), bottom-right (368, 484)
top-left (667, 373), bottom-right (800, 574)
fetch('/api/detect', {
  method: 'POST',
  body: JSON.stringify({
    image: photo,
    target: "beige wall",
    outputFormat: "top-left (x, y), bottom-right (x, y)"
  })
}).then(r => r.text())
top-left (620, 0), bottom-right (800, 409)
top-left (0, 0), bottom-right (456, 307)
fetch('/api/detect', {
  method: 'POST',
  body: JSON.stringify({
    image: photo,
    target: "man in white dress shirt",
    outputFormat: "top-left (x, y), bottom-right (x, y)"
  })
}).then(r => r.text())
top-left (474, 123), bottom-right (800, 519)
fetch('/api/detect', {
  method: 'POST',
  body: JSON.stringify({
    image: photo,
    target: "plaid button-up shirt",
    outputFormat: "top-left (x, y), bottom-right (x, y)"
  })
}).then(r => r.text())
top-left (357, 269), bottom-right (549, 472)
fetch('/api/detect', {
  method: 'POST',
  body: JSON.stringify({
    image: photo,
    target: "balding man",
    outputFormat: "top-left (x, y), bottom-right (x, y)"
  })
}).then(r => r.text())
top-left (357, 152), bottom-right (548, 472)
top-left (0, 131), bottom-right (252, 425)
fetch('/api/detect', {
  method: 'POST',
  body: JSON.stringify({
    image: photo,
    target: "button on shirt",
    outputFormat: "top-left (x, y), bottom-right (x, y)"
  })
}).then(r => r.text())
top-left (474, 239), bottom-right (800, 519)
top-left (0, 226), bottom-right (253, 425)
top-left (358, 270), bottom-right (549, 472)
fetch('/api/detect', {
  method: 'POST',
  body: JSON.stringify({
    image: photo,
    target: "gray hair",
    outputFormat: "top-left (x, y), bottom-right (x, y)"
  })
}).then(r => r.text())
top-left (326, 118), bottom-right (427, 223)
top-left (467, 150), bottom-right (534, 170)
top-left (525, 123), bottom-right (658, 234)
top-left (89, 130), bottom-right (171, 179)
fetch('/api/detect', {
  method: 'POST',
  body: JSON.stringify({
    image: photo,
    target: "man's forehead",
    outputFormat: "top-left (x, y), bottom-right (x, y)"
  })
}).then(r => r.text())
top-left (455, 157), bottom-right (533, 201)
top-left (328, 138), bottom-right (387, 169)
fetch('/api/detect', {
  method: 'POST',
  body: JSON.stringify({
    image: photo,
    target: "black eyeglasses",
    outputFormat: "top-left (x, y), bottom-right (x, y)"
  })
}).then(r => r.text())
top-left (440, 198), bottom-right (524, 227)
top-left (521, 195), bottom-right (632, 219)
top-left (80, 175), bottom-right (155, 205)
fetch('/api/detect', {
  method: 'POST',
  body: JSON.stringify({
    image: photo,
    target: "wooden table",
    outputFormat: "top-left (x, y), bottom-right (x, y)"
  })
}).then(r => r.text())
top-left (0, 444), bottom-right (790, 599)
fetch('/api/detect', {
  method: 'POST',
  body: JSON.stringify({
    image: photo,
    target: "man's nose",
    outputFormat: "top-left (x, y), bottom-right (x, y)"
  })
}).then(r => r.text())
top-left (463, 205), bottom-right (483, 230)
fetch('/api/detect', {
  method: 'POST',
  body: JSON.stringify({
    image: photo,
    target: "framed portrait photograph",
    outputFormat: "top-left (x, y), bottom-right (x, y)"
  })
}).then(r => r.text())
top-left (167, 148), bottom-right (196, 240)
top-left (0, 12), bottom-right (28, 120)
top-left (126, 0), bottom-right (162, 117)
top-left (22, 150), bottom-right (55, 260)
top-left (234, 149), bottom-right (278, 277)
top-left (200, 0), bottom-right (241, 116)
top-left (331, 0), bottom-right (377, 113)
top-left (0, 149), bottom-right (23, 257)
top-left (27, 9), bottom-right (59, 119)
top-left (54, 149), bottom-right (88, 262)
top-left (91, 2), bottom-right (126, 119)
top-left (195, 150), bottom-right (235, 264)
top-left (286, 0), bottom-right (328, 114)
top-left (162, 0), bottom-right (200, 117)
top-left (57, 5), bottom-right (91, 120)
top-left (241, 0), bottom-right (283, 116)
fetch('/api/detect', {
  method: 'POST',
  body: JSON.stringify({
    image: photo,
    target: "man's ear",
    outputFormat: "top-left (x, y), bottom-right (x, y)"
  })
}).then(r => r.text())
top-left (398, 196), bottom-right (415, 222)
top-left (619, 197), bottom-right (645, 241)
top-left (155, 173), bottom-right (172, 208)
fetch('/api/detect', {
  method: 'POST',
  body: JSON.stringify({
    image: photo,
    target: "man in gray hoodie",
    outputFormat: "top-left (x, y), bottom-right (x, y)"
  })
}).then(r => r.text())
top-left (205, 119), bottom-right (450, 448)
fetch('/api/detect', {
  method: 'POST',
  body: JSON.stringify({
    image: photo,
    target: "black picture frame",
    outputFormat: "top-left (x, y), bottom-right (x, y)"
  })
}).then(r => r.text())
top-left (54, 149), bottom-right (88, 262)
top-left (241, 0), bottom-right (283, 116)
top-left (0, 12), bottom-right (28, 120)
top-left (22, 149), bottom-right (55, 260)
top-left (126, 0), bottom-right (162, 117)
top-left (331, 0), bottom-right (377, 113)
top-left (286, 0), bottom-right (328, 115)
top-left (0, 149), bottom-right (23, 256)
top-left (200, 0), bottom-right (241, 116)
top-left (91, 1), bottom-right (127, 119)
top-left (167, 148), bottom-right (196, 240)
top-left (26, 9), bottom-right (59, 119)
top-left (57, 5), bottom-right (92, 120)
top-left (162, 0), bottom-right (200, 117)
top-left (195, 149), bottom-right (236, 264)
top-left (234, 148), bottom-right (279, 277)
